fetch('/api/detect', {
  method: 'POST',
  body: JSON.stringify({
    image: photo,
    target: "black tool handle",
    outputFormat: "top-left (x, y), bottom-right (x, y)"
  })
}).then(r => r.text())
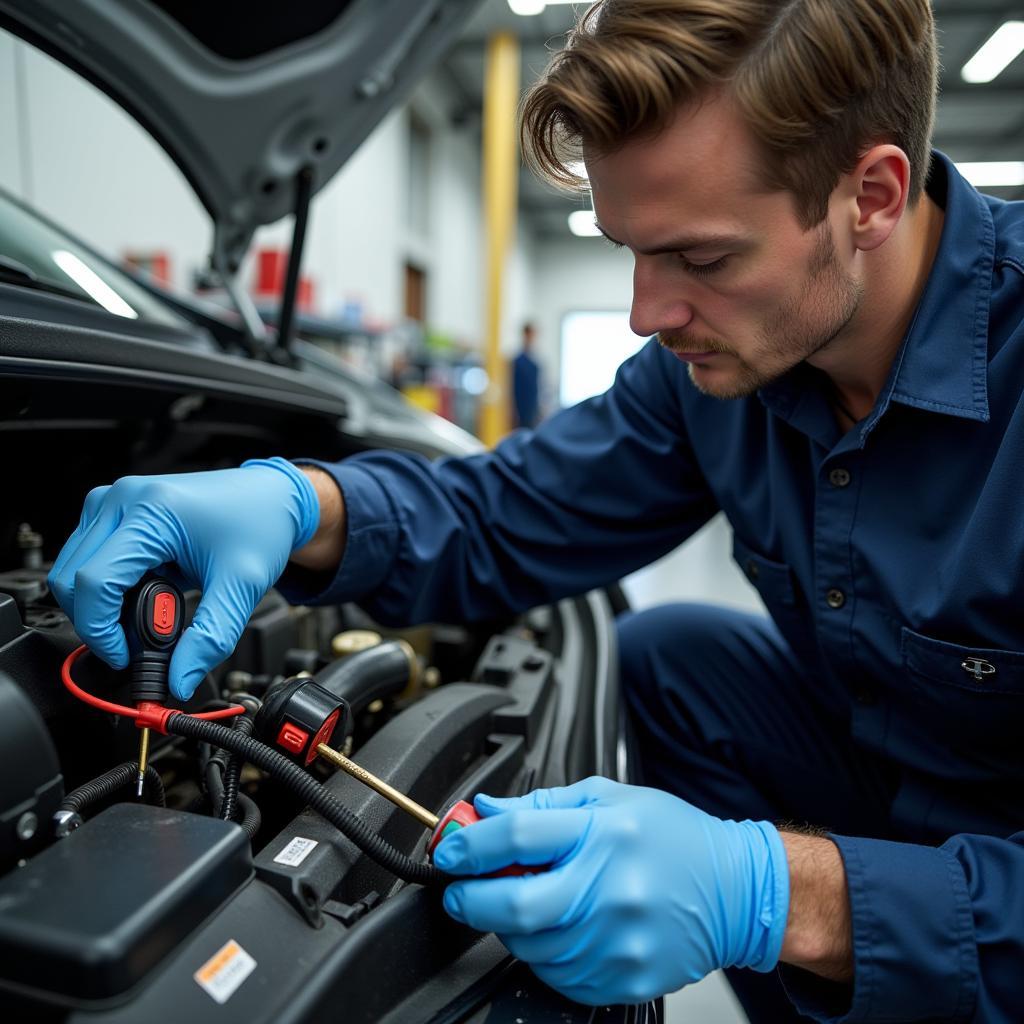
top-left (122, 575), bottom-right (185, 703)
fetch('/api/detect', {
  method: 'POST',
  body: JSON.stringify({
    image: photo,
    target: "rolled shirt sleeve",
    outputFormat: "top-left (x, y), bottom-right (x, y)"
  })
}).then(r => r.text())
top-left (783, 830), bottom-right (1024, 1022)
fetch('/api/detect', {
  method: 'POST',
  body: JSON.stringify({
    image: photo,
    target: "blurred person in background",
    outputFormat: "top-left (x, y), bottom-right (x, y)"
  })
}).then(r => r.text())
top-left (511, 321), bottom-right (542, 428)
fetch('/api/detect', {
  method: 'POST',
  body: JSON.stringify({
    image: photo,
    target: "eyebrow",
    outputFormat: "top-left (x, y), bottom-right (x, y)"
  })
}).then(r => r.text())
top-left (596, 224), bottom-right (749, 256)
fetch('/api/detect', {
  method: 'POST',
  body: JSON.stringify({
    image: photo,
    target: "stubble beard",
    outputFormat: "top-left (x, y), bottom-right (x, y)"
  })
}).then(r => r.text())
top-left (661, 226), bottom-right (863, 400)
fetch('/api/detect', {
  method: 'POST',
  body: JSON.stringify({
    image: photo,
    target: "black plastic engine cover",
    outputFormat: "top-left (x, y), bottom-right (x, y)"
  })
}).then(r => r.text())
top-left (0, 803), bottom-right (252, 1004)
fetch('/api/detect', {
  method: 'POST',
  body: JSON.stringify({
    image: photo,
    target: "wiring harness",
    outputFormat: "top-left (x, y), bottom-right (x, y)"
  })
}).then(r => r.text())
top-left (60, 645), bottom-right (445, 885)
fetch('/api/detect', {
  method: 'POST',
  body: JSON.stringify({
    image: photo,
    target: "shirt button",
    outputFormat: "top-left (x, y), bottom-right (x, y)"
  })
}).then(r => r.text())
top-left (826, 588), bottom-right (846, 609)
top-left (745, 560), bottom-right (760, 581)
top-left (829, 468), bottom-right (851, 488)
top-left (855, 686), bottom-right (876, 706)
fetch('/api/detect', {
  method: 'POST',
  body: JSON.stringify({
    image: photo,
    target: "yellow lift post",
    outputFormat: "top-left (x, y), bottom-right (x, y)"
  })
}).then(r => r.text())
top-left (479, 31), bottom-right (521, 448)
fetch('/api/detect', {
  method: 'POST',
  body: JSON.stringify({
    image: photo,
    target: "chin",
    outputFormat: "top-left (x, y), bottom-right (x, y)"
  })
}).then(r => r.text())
top-left (687, 364), bottom-right (762, 400)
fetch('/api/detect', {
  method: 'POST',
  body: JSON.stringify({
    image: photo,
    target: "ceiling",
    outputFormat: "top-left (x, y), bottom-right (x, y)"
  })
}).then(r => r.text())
top-left (441, 0), bottom-right (1024, 239)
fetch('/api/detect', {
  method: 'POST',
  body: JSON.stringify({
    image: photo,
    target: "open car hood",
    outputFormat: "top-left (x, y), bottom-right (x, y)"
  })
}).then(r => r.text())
top-left (0, 0), bottom-right (480, 272)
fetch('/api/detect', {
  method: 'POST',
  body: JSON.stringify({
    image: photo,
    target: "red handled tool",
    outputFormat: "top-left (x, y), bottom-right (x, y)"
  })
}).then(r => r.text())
top-left (314, 743), bottom-right (533, 876)
top-left (60, 575), bottom-right (245, 794)
top-left (122, 575), bottom-right (185, 795)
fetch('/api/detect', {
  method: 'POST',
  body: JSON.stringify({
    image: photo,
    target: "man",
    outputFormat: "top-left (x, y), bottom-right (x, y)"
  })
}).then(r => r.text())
top-left (511, 321), bottom-right (542, 428)
top-left (49, 1), bottom-right (1024, 1020)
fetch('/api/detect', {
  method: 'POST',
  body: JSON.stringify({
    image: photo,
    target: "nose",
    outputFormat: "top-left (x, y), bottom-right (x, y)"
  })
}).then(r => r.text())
top-left (629, 257), bottom-right (695, 339)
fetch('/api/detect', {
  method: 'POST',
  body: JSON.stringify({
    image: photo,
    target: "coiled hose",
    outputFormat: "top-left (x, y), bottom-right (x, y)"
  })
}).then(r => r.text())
top-left (168, 714), bottom-right (445, 885)
top-left (61, 761), bottom-right (166, 814)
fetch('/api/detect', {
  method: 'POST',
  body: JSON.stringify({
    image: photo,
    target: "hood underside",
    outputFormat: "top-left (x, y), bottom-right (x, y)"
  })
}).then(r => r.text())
top-left (0, 0), bottom-right (481, 272)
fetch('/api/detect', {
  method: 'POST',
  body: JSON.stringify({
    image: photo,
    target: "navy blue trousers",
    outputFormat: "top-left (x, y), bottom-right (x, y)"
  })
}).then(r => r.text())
top-left (617, 603), bottom-right (899, 1023)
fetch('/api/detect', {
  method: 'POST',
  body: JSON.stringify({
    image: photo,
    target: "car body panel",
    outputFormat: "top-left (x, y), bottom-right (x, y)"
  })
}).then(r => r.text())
top-left (0, 0), bottom-right (482, 270)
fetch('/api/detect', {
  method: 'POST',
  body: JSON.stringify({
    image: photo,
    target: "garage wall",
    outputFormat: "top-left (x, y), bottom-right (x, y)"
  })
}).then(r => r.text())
top-left (529, 235), bottom-right (636, 406)
top-left (0, 28), bottom-right (531, 352)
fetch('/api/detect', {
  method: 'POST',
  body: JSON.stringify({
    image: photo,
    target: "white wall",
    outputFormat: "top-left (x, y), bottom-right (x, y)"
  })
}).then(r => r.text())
top-left (530, 234), bottom-right (635, 400)
top-left (251, 108), bottom-right (408, 327)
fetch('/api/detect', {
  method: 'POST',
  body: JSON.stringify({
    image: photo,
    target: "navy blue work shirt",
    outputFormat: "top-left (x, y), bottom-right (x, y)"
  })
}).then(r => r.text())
top-left (287, 153), bottom-right (1024, 1022)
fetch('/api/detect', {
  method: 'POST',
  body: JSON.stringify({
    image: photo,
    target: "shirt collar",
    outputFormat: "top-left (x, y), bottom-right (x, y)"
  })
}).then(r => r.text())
top-left (760, 150), bottom-right (993, 445)
top-left (881, 151), bottom-right (992, 427)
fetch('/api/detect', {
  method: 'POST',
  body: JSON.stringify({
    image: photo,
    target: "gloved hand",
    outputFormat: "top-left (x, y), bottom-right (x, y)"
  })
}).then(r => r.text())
top-left (433, 776), bottom-right (789, 1006)
top-left (48, 458), bottom-right (319, 701)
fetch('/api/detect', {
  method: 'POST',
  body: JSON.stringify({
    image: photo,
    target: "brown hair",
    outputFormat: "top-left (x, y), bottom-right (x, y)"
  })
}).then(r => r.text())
top-left (521, 0), bottom-right (938, 228)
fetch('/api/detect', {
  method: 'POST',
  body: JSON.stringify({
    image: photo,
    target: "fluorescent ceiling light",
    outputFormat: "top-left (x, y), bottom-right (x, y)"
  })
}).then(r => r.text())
top-left (956, 161), bottom-right (1024, 187)
top-left (508, 0), bottom-right (580, 14)
top-left (568, 210), bottom-right (602, 236)
top-left (52, 250), bottom-right (138, 318)
top-left (962, 21), bottom-right (1024, 84)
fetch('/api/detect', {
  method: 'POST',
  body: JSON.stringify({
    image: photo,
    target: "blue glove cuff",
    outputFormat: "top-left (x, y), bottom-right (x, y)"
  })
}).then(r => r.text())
top-left (744, 820), bottom-right (790, 973)
top-left (240, 457), bottom-right (320, 550)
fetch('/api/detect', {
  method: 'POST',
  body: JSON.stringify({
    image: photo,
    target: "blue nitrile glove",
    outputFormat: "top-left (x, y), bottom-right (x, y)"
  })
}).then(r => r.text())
top-left (434, 776), bottom-right (789, 1006)
top-left (48, 458), bottom-right (319, 701)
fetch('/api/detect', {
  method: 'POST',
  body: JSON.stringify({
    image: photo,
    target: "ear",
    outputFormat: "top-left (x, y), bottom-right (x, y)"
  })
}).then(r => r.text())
top-left (848, 145), bottom-right (911, 252)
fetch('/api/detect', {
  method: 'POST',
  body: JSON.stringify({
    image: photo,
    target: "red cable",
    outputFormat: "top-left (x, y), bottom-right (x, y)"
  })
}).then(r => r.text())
top-left (61, 644), bottom-right (245, 727)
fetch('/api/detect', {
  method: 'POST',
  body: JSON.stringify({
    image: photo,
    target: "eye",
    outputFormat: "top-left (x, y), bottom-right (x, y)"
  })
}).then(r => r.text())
top-left (678, 255), bottom-right (730, 278)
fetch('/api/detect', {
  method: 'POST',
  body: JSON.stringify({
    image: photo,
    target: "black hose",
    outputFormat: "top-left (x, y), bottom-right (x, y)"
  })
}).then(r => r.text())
top-left (167, 714), bottom-right (444, 885)
top-left (315, 641), bottom-right (415, 722)
top-left (60, 761), bottom-right (166, 815)
top-left (235, 792), bottom-right (261, 840)
top-left (183, 783), bottom-right (260, 841)
top-left (220, 713), bottom-right (255, 823)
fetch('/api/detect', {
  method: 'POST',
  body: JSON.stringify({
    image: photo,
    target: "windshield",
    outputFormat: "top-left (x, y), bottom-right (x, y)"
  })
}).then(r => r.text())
top-left (0, 188), bottom-right (186, 328)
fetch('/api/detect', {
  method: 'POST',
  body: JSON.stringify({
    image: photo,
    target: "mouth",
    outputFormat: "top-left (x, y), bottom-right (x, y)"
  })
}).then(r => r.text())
top-left (667, 350), bottom-right (721, 363)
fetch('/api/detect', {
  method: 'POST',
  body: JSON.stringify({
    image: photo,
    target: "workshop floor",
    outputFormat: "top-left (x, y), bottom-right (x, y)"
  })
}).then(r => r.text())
top-left (665, 971), bottom-right (748, 1023)
top-left (622, 513), bottom-right (762, 1024)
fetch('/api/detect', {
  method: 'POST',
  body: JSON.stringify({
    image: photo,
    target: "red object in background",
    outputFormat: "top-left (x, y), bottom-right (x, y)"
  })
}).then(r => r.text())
top-left (256, 249), bottom-right (286, 295)
top-left (255, 248), bottom-right (315, 312)
top-left (123, 250), bottom-right (171, 287)
top-left (438, 383), bottom-right (454, 423)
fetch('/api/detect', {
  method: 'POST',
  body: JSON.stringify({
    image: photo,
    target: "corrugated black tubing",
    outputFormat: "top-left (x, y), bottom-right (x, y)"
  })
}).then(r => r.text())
top-left (60, 761), bottom-right (166, 814)
top-left (220, 713), bottom-right (255, 824)
top-left (235, 792), bottom-right (261, 840)
top-left (167, 714), bottom-right (444, 885)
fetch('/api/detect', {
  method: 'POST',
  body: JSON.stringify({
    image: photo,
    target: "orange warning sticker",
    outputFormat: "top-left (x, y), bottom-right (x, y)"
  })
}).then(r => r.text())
top-left (194, 939), bottom-right (256, 1004)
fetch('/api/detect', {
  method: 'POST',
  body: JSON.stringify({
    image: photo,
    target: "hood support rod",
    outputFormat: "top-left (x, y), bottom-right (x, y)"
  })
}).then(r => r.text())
top-left (276, 166), bottom-right (314, 361)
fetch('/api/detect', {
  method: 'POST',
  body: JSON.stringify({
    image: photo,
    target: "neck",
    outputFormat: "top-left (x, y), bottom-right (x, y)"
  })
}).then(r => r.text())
top-left (809, 194), bottom-right (945, 422)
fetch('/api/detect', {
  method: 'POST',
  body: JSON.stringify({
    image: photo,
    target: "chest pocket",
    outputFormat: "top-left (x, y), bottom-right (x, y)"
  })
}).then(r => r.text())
top-left (732, 535), bottom-right (798, 608)
top-left (901, 627), bottom-right (1024, 753)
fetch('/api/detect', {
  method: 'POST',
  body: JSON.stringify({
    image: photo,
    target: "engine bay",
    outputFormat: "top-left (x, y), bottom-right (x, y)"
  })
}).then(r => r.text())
top-left (0, 323), bottom-right (630, 1021)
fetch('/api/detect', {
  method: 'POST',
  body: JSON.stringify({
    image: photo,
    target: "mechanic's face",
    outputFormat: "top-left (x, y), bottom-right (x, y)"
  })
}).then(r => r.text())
top-left (587, 92), bottom-right (863, 399)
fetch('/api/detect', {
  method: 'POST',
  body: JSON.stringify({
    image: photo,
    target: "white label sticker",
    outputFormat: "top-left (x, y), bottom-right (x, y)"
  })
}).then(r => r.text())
top-left (194, 940), bottom-right (256, 1004)
top-left (273, 836), bottom-right (319, 867)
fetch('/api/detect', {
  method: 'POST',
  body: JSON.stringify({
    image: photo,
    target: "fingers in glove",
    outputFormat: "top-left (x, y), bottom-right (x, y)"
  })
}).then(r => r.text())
top-left (68, 516), bottom-right (173, 667)
top-left (443, 865), bottom-right (584, 935)
top-left (434, 806), bottom-right (591, 876)
top-left (168, 570), bottom-right (264, 700)
top-left (48, 485), bottom-right (117, 614)
top-left (474, 777), bottom-right (620, 818)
